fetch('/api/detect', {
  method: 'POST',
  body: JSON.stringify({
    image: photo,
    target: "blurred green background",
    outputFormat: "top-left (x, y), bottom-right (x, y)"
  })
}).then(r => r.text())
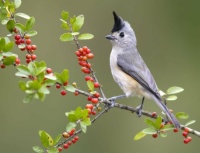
top-left (0, 0), bottom-right (200, 152)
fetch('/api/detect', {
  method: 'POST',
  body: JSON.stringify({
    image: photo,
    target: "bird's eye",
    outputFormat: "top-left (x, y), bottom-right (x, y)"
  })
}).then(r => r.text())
top-left (119, 32), bottom-right (125, 37)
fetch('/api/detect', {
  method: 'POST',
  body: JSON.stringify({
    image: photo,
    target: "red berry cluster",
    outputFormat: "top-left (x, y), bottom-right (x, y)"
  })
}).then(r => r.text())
top-left (14, 33), bottom-right (37, 64)
top-left (58, 129), bottom-right (79, 152)
top-left (86, 103), bottom-right (96, 115)
top-left (75, 46), bottom-right (94, 74)
top-left (182, 127), bottom-right (192, 144)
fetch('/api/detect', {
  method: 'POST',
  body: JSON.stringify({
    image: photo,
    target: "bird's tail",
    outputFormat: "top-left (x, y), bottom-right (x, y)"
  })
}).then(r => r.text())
top-left (152, 95), bottom-right (181, 129)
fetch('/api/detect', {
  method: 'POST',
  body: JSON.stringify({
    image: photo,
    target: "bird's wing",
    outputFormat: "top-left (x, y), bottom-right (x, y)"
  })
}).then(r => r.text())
top-left (117, 50), bottom-right (160, 98)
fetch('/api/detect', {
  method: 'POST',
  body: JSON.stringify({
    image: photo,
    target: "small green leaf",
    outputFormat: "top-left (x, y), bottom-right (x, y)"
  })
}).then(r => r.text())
top-left (15, 12), bottom-right (30, 19)
top-left (134, 131), bottom-right (146, 140)
top-left (87, 80), bottom-right (94, 91)
top-left (54, 73), bottom-right (62, 84)
top-left (47, 148), bottom-right (59, 153)
top-left (66, 122), bottom-right (77, 132)
top-left (23, 94), bottom-right (34, 103)
top-left (14, 0), bottom-right (22, 8)
top-left (75, 106), bottom-right (82, 119)
top-left (53, 134), bottom-right (62, 146)
top-left (32, 146), bottom-right (44, 153)
top-left (61, 11), bottom-right (69, 20)
top-left (1, 19), bottom-right (9, 25)
top-left (60, 33), bottom-right (73, 41)
top-left (64, 85), bottom-right (76, 92)
top-left (166, 86), bottom-right (184, 95)
top-left (142, 127), bottom-right (156, 134)
top-left (3, 41), bottom-right (14, 52)
top-left (176, 112), bottom-right (189, 119)
top-left (185, 120), bottom-right (196, 127)
top-left (80, 121), bottom-right (87, 133)
top-left (6, 20), bottom-right (15, 32)
top-left (44, 74), bottom-right (57, 80)
top-left (16, 65), bottom-right (30, 75)
top-left (19, 81), bottom-right (27, 91)
top-left (28, 62), bottom-right (36, 76)
top-left (40, 131), bottom-right (54, 148)
top-left (145, 118), bottom-right (157, 129)
top-left (78, 33), bottom-right (94, 40)
top-left (68, 114), bottom-right (78, 122)
top-left (15, 23), bottom-right (26, 32)
top-left (26, 30), bottom-right (37, 36)
top-left (26, 17), bottom-right (35, 31)
top-left (166, 95), bottom-right (177, 101)
top-left (160, 132), bottom-right (167, 137)
top-left (3, 56), bottom-right (16, 65)
top-left (38, 85), bottom-right (50, 94)
top-left (70, 15), bottom-right (76, 24)
top-left (61, 69), bottom-right (69, 82)
top-left (81, 117), bottom-right (91, 126)
top-left (161, 124), bottom-right (174, 131)
top-left (43, 79), bottom-right (56, 86)
top-left (61, 22), bottom-right (69, 30)
top-left (72, 15), bottom-right (84, 32)
top-left (0, 38), bottom-right (6, 50)
top-left (71, 32), bottom-right (79, 36)
top-left (155, 116), bottom-right (162, 129)
top-left (2, 52), bottom-right (17, 57)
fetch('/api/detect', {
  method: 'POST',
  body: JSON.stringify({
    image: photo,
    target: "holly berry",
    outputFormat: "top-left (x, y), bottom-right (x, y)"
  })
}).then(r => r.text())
top-left (74, 91), bottom-right (79, 96)
top-left (15, 58), bottom-right (20, 65)
top-left (63, 143), bottom-right (69, 149)
top-left (58, 147), bottom-right (62, 152)
top-left (182, 131), bottom-right (188, 137)
top-left (173, 128), bottom-right (178, 133)
top-left (87, 108), bottom-right (92, 114)
top-left (26, 45), bottom-right (32, 51)
top-left (91, 111), bottom-right (96, 115)
top-left (31, 45), bottom-right (37, 50)
top-left (183, 138), bottom-right (190, 144)
top-left (62, 132), bottom-right (69, 138)
top-left (85, 76), bottom-right (91, 81)
top-left (15, 34), bottom-right (20, 40)
top-left (94, 92), bottom-right (100, 98)
top-left (61, 90), bottom-right (67, 96)
top-left (26, 59), bottom-right (31, 63)
top-left (46, 68), bottom-right (52, 74)
top-left (86, 104), bottom-right (94, 109)
top-left (187, 136), bottom-right (192, 142)
top-left (63, 81), bottom-right (68, 86)
top-left (184, 127), bottom-right (190, 133)
top-left (1, 64), bottom-right (5, 68)
top-left (87, 96), bottom-right (92, 101)
top-left (91, 98), bottom-right (98, 104)
top-left (71, 128), bottom-right (76, 133)
top-left (75, 51), bottom-right (81, 57)
top-left (74, 136), bottom-right (79, 141)
top-left (86, 53), bottom-right (94, 59)
top-left (94, 82), bottom-right (100, 88)
top-left (152, 133), bottom-right (158, 138)
top-left (56, 84), bottom-right (61, 89)
top-left (72, 138), bottom-right (76, 144)
top-left (31, 54), bottom-right (37, 60)
top-left (67, 141), bottom-right (72, 145)
top-left (26, 39), bottom-right (31, 44)
top-left (151, 112), bottom-right (157, 117)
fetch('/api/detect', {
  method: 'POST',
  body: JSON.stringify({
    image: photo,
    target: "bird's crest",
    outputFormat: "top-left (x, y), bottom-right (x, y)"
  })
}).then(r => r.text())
top-left (111, 11), bottom-right (125, 33)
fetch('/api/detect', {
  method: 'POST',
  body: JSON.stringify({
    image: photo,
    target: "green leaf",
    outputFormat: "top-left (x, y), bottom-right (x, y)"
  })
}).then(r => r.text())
top-left (166, 95), bottom-right (177, 101)
top-left (185, 120), bottom-right (196, 127)
top-left (32, 146), bottom-right (44, 153)
top-left (23, 94), bottom-right (34, 103)
top-left (15, 23), bottom-right (26, 32)
top-left (71, 32), bottom-right (79, 36)
top-left (15, 12), bottom-right (30, 19)
top-left (47, 148), bottom-right (59, 153)
top-left (66, 122), bottom-right (77, 132)
top-left (53, 134), bottom-right (62, 146)
top-left (166, 86), bottom-right (184, 95)
top-left (28, 80), bottom-right (41, 90)
top-left (2, 52), bottom-right (17, 57)
top-left (72, 15), bottom-right (84, 32)
top-left (54, 73), bottom-right (62, 84)
top-left (26, 30), bottom-right (37, 36)
top-left (0, 38), bottom-right (6, 50)
top-left (160, 131), bottom-right (167, 137)
top-left (38, 85), bottom-right (50, 94)
top-left (64, 85), bottom-right (76, 92)
top-left (3, 56), bottom-right (16, 65)
top-left (61, 11), bottom-right (69, 20)
top-left (142, 127), bottom-right (156, 134)
top-left (145, 118), bottom-right (157, 129)
top-left (16, 65), bottom-right (30, 75)
top-left (60, 33), bottom-right (73, 41)
top-left (80, 121), bottom-right (87, 133)
top-left (68, 114), bottom-right (78, 122)
top-left (19, 81), bottom-right (27, 91)
top-left (18, 44), bottom-right (26, 49)
top-left (134, 131), bottom-right (146, 140)
top-left (175, 112), bottom-right (189, 119)
top-left (28, 62), bottom-right (36, 76)
top-left (78, 33), bottom-right (94, 40)
top-left (3, 41), bottom-right (14, 52)
top-left (14, 0), bottom-right (22, 8)
top-left (26, 17), bottom-right (35, 31)
top-left (43, 79), bottom-right (56, 86)
top-left (40, 131), bottom-right (54, 148)
top-left (61, 69), bottom-right (69, 82)
top-left (161, 124), bottom-right (175, 131)
top-left (70, 15), bottom-right (76, 24)
top-left (44, 74), bottom-right (57, 80)
top-left (155, 116), bottom-right (162, 129)
top-left (81, 117), bottom-right (91, 126)
top-left (75, 106), bottom-right (82, 119)
top-left (1, 19), bottom-right (9, 25)
top-left (87, 80), bottom-right (94, 91)
top-left (6, 20), bottom-right (15, 32)
top-left (61, 22), bottom-right (69, 30)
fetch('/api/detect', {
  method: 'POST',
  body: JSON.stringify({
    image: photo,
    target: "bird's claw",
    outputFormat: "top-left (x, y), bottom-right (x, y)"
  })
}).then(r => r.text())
top-left (136, 105), bottom-right (143, 117)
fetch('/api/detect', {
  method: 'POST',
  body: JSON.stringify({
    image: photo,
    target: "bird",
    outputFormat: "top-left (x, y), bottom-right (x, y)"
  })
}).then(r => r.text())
top-left (105, 11), bottom-right (180, 129)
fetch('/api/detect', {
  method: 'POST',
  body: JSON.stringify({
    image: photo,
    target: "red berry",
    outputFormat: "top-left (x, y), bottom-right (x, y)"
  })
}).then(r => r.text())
top-left (26, 39), bottom-right (31, 44)
top-left (82, 46), bottom-right (88, 51)
top-left (91, 111), bottom-right (96, 115)
top-left (85, 48), bottom-right (91, 54)
top-left (15, 34), bottom-right (20, 40)
top-left (151, 112), bottom-right (157, 117)
top-left (75, 51), bottom-right (81, 57)
top-left (85, 76), bottom-right (91, 81)
top-left (63, 143), bottom-right (68, 149)
top-left (86, 63), bottom-right (92, 68)
top-left (71, 128), bottom-right (75, 133)
top-left (152, 133), bottom-right (158, 138)
top-left (67, 141), bottom-right (72, 145)
top-left (62, 132), bottom-right (69, 138)
top-left (68, 131), bottom-right (74, 136)
top-left (20, 47), bottom-right (26, 51)
top-left (15, 39), bottom-right (21, 45)
top-left (63, 81), bottom-right (68, 86)
top-left (86, 104), bottom-right (94, 109)
top-left (82, 56), bottom-right (87, 61)
top-left (58, 147), bottom-right (62, 152)
top-left (1, 64), bottom-right (5, 68)
top-left (31, 45), bottom-right (37, 50)
top-left (173, 128), bottom-right (178, 133)
top-left (31, 54), bottom-right (37, 60)
top-left (183, 138), bottom-right (189, 144)
top-left (94, 82), bottom-right (100, 88)
top-left (26, 59), bottom-right (31, 63)
top-left (86, 53), bottom-right (94, 59)
top-left (182, 131), bottom-right (188, 137)
top-left (78, 48), bottom-right (84, 52)
top-left (56, 84), bottom-right (61, 89)
top-left (87, 96), bottom-right (92, 101)
top-left (74, 136), bottom-right (79, 141)
top-left (13, 28), bottom-right (18, 33)
top-left (46, 68), bottom-right (52, 74)
top-left (87, 108), bottom-right (92, 114)
top-left (94, 92), bottom-right (100, 98)
top-left (72, 138), bottom-right (76, 144)
top-left (20, 39), bottom-right (25, 43)
top-left (61, 90), bottom-right (67, 96)
top-left (187, 136), bottom-right (192, 142)
top-left (15, 58), bottom-right (20, 64)
top-left (26, 45), bottom-right (32, 51)
top-left (74, 91), bottom-right (79, 96)
top-left (91, 98), bottom-right (98, 104)
top-left (184, 127), bottom-right (190, 133)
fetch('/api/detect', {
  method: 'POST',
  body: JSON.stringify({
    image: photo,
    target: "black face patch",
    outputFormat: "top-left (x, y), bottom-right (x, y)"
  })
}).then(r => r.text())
top-left (111, 11), bottom-right (125, 33)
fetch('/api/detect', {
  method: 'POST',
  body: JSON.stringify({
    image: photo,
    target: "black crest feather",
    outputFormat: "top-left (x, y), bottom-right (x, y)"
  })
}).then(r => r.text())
top-left (111, 11), bottom-right (125, 33)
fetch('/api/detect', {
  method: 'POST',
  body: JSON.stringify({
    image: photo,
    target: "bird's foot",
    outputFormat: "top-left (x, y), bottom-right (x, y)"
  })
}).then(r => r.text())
top-left (136, 105), bottom-right (143, 117)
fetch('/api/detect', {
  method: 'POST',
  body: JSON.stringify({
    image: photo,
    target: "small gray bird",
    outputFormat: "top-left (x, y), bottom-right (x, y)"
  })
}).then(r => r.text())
top-left (106, 11), bottom-right (180, 129)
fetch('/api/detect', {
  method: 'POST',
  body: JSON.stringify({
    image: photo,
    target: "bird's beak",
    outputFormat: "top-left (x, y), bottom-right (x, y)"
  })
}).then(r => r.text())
top-left (105, 34), bottom-right (116, 40)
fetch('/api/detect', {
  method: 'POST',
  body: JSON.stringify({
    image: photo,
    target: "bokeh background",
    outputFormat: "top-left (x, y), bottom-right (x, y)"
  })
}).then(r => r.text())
top-left (0, 0), bottom-right (200, 153)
